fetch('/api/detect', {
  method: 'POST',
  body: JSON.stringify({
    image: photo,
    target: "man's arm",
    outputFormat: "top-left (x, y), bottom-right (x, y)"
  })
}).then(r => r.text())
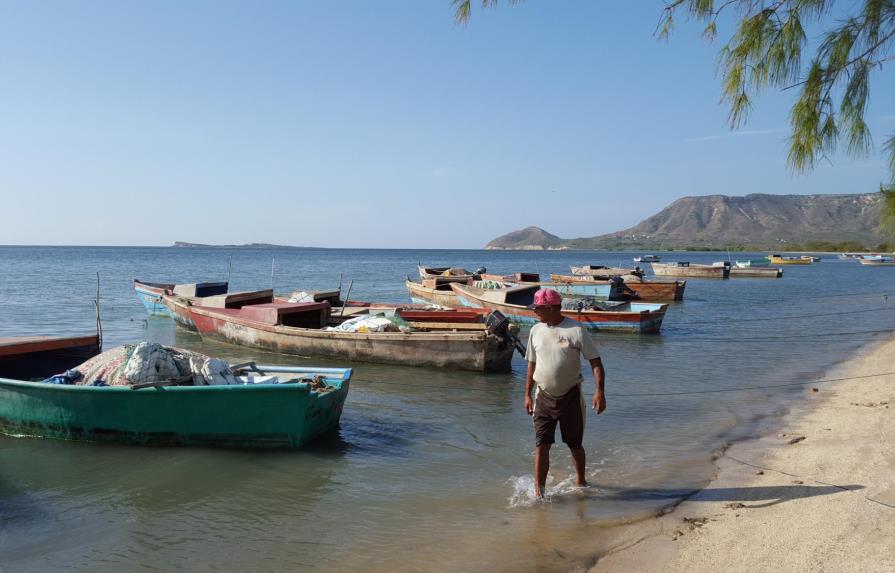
top-left (524, 360), bottom-right (536, 415)
top-left (590, 357), bottom-right (606, 414)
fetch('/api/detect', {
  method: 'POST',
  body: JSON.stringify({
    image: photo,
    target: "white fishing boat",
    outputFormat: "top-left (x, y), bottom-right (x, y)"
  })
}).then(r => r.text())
top-left (857, 255), bottom-right (895, 266)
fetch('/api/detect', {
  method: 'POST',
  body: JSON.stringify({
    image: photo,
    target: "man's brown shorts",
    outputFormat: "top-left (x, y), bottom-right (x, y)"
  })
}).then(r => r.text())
top-left (533, 384), bottom-right (584, 448)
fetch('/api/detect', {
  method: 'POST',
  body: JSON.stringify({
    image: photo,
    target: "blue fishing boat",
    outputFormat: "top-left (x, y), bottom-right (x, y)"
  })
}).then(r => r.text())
top-left (133, 279), bottom-right (178, 316)
top-left (479, 273), bottom-right (627, 300)
top-left (133, 279), bottom-right (272, 330)
top-left (450, 283), bottom-right (667, 333)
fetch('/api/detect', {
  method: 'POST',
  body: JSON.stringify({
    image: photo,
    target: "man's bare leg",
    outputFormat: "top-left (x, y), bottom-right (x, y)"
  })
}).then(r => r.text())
top-left (570, 446), bottom-right (587, 486)
top-left (534, 444), bottom-right (551, 498)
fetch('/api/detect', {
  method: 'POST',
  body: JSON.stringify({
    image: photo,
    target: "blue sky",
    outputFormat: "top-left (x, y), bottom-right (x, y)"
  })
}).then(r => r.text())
top-left (1, 1), bottom-right (892, 248)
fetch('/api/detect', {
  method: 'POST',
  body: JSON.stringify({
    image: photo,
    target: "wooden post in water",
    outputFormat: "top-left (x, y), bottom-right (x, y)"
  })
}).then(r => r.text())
top-left (95, 272), bottom-right (103, 349)
top-left (228, 255), bottom-right (233, 285)
top-left (271, 258), bottom-right (276, 291)
top-left (340, 279), bottom-right (353, 318)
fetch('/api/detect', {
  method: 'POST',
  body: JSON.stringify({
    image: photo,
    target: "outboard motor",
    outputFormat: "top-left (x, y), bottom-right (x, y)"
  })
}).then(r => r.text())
top-left (486, 310), bottom-right (526, 357)
top-left (474, 266), bottom-right (487, 275)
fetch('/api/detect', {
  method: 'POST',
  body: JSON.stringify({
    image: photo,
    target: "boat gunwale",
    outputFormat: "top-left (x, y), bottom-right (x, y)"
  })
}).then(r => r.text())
top-left (449, 283), bottom-right (668, 317)
top-left (133, 279), bottom-right (174, 294)
top-left (0, 335), bottom-right (100, 357)
top-left (0, 370), bottom-right (352, 393)
top-left (189, 305), bottom-right (491, 341)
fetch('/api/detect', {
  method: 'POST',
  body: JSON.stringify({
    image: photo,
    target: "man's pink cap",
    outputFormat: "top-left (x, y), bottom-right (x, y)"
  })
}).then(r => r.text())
top-left (528, 288), bottom-right (562, 309)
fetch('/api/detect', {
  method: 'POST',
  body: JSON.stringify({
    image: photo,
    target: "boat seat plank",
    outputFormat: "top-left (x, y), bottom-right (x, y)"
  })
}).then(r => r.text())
top-left (200, 289), bottom-right (274, 308)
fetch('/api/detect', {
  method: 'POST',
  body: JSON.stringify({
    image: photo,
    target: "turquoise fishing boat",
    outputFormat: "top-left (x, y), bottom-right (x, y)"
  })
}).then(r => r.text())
top-left (133, 279), bottom-right (177, 316)
top-left (133, 279), bottom-right (271, 330)
top-left (0, 336), bottom-right (352, 449)
top-left (450, 283), bottom-right (668, 333)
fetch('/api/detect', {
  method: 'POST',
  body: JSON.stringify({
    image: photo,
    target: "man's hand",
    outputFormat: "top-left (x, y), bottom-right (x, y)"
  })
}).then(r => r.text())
top-left (592, 391), bottom-right (606, 414)
top-left (525, 394), bottom-right (534, 416)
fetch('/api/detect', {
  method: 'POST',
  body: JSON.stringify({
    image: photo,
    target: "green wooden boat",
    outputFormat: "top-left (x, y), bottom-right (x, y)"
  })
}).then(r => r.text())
top-left (0, 335), bottom-right (352, 449)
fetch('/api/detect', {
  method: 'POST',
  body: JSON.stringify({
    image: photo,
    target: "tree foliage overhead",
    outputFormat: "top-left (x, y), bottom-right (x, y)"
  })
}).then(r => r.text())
top-left (453, 1), bottom-right (895, 187)
top-left (881, 186), bottom-right (895, 233)
top-left (659, 0), bottom-right (895, 184)
top-left (452, 0), bottom-right (515, 24)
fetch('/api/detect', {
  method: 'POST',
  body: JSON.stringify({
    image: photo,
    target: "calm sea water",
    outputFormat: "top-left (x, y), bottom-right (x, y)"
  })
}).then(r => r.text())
top-left (1, 246), bottom-right (893, 572)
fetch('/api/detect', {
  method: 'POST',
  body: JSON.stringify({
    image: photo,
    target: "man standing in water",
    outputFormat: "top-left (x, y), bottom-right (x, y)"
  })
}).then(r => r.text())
top-left (524, 288), bottom-right (606, 498)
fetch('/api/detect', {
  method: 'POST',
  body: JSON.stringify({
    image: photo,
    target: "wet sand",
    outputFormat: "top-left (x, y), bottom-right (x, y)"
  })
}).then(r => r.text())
top-left (590, 335), bottom-right (895, 573)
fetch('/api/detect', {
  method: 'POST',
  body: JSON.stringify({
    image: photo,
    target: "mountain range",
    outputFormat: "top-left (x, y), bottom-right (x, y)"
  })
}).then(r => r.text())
top-left (486, 193), bottom-right (888, 250)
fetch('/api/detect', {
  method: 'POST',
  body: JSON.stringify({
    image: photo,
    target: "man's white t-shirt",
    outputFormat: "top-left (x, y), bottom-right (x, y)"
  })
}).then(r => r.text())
top-left (526, 317), bottom-right (601, 396)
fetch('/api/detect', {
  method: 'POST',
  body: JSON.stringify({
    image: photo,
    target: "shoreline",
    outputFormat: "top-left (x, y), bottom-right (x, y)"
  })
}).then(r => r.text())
top-left (587, 334), bottom-right (895, 572)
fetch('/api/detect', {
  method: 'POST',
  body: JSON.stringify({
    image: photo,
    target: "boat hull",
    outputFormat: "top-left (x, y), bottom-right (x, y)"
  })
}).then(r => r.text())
top-left (768, 256), bottom-right (811, 265)
top-left (405, 280), bottom-right (463, 308)
top-left (189, 306), bottom-right (515, 372)
top-left (0, 371), bottom-right (350, 448)
top-left (0, 335), bottom-right (102, 381)
top-left (450, 284), bottom-right (667, 334)
top-left (729, 267), bottom-right (784, 278)
top-left (570, 266), bottom-right (642, 278)
top-left (650, 263), bottom-right (729, 279)
top-left (162, 295), bottom-right (198, 330)
top-left (133, 281), bottom-right (174, 317)
top-left (549, 275), bottom-right (686, 301)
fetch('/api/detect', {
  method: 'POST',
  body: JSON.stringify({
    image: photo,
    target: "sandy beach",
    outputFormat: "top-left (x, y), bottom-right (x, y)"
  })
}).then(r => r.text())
top-left (590, 335), bottom-right (895, 573)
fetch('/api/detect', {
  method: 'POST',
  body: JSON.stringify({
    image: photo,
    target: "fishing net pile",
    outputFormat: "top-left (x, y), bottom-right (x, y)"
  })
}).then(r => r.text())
top-left (561, 298), bottom-right (608, 312)
top-left (46, 342), bottom-right (240, 386)
top-left (327, 313), bottom-right (411, 333)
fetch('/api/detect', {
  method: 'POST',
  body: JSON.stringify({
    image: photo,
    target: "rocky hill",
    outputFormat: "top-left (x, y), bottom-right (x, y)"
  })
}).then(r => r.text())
top-left (486, 193), bottom-right (887, 250)
top-left (485, 226), bottom-right (567, 250)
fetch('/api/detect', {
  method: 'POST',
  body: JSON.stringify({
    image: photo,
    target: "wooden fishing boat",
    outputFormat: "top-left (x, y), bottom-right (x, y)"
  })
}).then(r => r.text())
top-left (405, 277), bottom-right (470, 307)
top-left (570, 265), bottom-right (645, 279)
top-left (479, 273), bottom-right (629, 301)
top-left (651, 262), bottom-right (729, 279)
top-left (189, 301), bottom-right (517, 371)
top-left (449, 283), bottom-right (668, 334)
top-left (768, 254), bottom-right (811, 265)
top-left (133, 279), bottom-right (272, 330)
top-left (857, 255), bottom-right (895, 266)
top-left (162, 287), bottom-right (274, 330)
top-left (134, 279), bottom-right (226, 318)
top-left (729, 266), bottom-right (784, 278)
top-left (0, 334), bottom-right (101, 381)
top-left (549, 274), bottom-right (686, 301)
top-left (418, 264), bottom-right (484, 281)
top-left (0, 338), bottom-right (351, 448)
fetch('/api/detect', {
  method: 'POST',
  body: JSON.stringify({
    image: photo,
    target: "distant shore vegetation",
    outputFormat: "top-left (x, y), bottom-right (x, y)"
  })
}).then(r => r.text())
top-left (556, 240), bottom-right (893, 253)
